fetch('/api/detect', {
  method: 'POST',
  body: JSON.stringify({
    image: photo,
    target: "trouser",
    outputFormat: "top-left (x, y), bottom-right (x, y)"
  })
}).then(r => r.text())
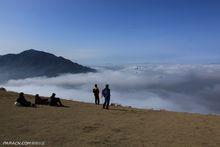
top-left (103, 97), bottom-right (110, 109)
top-left (95, 97), bottom-right (100, 105)
top-left (35, 99), bottom-right (49, 105)
top-left (51, 98), bottom-right (63, 106)
top-left (21, 101), bottom-right (31, 107)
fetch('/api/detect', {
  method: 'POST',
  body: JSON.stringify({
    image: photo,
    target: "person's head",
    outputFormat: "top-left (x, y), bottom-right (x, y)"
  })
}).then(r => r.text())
top-left (19, 92), bottom-right (24, 97)
top-left (35, 94), bottom-right (39, 97)
top-left (19, 92), bottom-right (24, 98)
top-left (52, 93), bottom-right (56, 97)
top-left (95, 84), bottom-right (98, 88)
top-left (106, 84), bottom-right (109, 89)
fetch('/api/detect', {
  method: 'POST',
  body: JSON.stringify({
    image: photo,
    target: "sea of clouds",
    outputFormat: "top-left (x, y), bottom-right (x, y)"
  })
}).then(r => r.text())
top-left (1, 63), bottom-right (220, 114)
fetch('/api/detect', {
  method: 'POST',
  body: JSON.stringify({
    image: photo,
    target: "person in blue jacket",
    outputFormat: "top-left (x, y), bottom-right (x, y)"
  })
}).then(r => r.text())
top-left (102, 84), bottom-right (111, 109)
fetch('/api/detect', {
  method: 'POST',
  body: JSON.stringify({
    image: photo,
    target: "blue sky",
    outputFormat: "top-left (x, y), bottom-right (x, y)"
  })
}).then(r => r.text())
top-left (0, 0), bottom-right (220, 65)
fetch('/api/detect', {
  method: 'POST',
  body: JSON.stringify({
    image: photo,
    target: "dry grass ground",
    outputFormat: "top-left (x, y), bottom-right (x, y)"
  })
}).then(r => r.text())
top-left (0, 90), bottom-right (220, 147)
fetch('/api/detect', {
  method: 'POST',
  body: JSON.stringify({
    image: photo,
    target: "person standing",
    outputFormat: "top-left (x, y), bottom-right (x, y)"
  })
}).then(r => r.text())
top-left (93, 84), bottom-right (100, 105)
top-left (102, 84), bottom-right (111, 109)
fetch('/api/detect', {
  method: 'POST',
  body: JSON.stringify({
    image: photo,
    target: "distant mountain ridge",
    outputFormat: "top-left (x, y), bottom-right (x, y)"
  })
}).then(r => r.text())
top-left (0, 49), bottom-right (96, 83)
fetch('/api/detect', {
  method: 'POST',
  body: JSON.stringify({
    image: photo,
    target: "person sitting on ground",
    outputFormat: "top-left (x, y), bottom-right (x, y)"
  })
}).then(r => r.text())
top-left (16, 92), bottom-right (34, 107)
top-left (93, 84), bottom-right (100, 105)
top-left (102, 84), bottom-right (111, 109)
top-left (48, 93), bottom-right (64, 107)
top-left (35, 94), bottom-right (49, 105)
top-left (0, 87), bottom-right (6, 91)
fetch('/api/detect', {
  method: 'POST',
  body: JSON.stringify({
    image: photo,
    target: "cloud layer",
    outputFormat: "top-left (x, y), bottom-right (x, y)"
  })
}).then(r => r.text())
top-left (2, 64), bottom-right (220, 114)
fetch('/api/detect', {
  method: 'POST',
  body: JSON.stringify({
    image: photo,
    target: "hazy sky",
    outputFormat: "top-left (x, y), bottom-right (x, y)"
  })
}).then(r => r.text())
top-left (0, 0), bottom-right (220, 64)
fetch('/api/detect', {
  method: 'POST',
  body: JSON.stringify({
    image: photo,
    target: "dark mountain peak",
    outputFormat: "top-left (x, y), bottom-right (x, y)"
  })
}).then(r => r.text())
top-left (21, 49), bottom-right (37, 53)
top-left (19, 49), bottom-right (54, 57)
top-left (0, 49), bottom-right (96, 83)
top-left (20, 49), bottom-right (39, 54)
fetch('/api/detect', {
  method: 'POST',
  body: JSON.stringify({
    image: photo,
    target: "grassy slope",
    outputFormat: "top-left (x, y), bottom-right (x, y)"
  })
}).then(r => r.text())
top-left (0, 90), bottom-right (220, 147)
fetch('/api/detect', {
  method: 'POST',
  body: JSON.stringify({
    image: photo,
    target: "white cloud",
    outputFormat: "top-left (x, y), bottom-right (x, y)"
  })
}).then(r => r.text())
top-left (2, 64), bottom-right (220, 114)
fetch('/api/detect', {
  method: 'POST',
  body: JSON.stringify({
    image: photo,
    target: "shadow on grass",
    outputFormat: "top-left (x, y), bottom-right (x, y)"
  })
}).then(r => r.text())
top-left (60, 105), bottom-right (70, 108)
top-left (108, 108), bottom-right (129, 112)
top-left (33, 104), bottom-right (70, 108)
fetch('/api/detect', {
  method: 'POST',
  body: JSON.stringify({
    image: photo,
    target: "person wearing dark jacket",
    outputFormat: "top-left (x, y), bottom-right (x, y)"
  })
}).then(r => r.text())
top-left (16, 92), bottom-right (32, 107)
top-left (93, 84), bottom-right (100, 105)
top-left (102, 84), bottom-right (111, 109)
top-left (48, 93), bottom-right (64, 107)
top-left (35, 94), bottom-right (49, 105)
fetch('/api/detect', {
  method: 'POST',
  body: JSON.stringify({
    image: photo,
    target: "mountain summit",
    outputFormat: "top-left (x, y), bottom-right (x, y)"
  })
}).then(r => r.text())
top-left (0, 49), bottom-right (96, 82)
